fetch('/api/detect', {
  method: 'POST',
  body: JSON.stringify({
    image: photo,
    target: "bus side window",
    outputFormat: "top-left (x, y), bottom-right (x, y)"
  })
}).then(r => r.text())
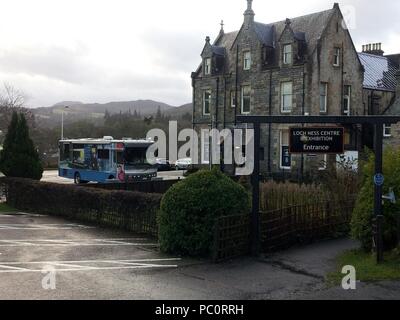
top-left (116, 151), bottom-right (123, 165)
top-left (60, 143), bottom-right (70, 161)
top-left (98, 149), bottom-right (110, 171)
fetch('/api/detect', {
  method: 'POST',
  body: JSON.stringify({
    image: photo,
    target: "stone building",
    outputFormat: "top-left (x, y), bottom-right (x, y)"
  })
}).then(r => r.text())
top-left (191, 1), bottom-right (365, 179)
top-left (358, 44), bottom-right (400, 149)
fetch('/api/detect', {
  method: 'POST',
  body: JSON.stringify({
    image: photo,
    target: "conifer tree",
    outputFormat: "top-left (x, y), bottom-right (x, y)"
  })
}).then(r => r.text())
top-left (0, 111), bottom-right (43, 180)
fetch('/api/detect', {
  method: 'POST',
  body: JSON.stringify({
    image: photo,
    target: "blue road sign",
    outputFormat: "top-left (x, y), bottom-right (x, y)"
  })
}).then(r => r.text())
top-left (374, 174), bottom-right (384, 186)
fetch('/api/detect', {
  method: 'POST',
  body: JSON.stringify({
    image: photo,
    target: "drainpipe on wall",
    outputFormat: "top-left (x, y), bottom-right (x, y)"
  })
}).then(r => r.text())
top-left (341, 42), bottom-right (345, 114)
top-left (233, 45), bottom-right (239, 175)
top-left (267, 70), bottom-right (273, 175)
top-left (191, 73), bottom-right (196, 167)
top-left (235, 45), bottom-right (239, 126)
top-left (300, 67), bottom-right (306, 182)
top-left (223, 76), bottom-right (227, 129)
top-left (216, 77), bottom-right (220, 130)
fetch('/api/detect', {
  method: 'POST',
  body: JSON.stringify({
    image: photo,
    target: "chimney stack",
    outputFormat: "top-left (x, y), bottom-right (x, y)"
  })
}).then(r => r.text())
top-left (362, 43), bottom-right (384, 56)
top-left (244, 0), bottom-right (255, 29)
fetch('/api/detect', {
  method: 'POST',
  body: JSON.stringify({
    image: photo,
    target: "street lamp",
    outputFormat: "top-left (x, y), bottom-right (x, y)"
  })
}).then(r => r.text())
top-left (61, 106), bottom-right (69, 140)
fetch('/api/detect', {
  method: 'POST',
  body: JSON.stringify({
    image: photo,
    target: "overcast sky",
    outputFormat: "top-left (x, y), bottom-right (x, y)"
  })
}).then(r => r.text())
top-left (0, 0), bottom-right (399, 108)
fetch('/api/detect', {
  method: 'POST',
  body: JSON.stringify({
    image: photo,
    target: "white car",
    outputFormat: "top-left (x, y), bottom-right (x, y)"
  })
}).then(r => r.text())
top-left (174, 158), bottom-right (192, 170)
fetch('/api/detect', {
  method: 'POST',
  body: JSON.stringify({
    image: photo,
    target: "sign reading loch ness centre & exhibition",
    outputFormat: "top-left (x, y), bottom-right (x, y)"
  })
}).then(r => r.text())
top-left (289, 127), bottom-right (345, 154)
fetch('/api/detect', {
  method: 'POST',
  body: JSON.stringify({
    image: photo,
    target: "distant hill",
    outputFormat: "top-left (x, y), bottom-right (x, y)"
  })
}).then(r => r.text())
top-left (33, 100), bottom-right (192, 127)
top-left (164, 103), bottom-right (192, 118)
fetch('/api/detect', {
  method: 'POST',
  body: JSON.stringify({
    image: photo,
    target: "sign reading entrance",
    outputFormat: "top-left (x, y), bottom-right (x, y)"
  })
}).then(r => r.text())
top-left (289, 127), bottom-right (344, 154)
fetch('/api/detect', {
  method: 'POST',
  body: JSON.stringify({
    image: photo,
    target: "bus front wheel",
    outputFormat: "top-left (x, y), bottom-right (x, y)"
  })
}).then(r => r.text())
top-left (74, 173), bottom-right (87, 184)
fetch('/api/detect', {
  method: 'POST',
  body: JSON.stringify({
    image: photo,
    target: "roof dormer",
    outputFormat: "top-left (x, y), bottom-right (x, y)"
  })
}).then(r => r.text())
top-left (200, 36), bottom-right (226, 76)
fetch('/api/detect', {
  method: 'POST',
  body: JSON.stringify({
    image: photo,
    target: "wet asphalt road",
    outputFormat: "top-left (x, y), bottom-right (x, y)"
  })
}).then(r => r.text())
top-left (0, 211), bottom-right (399, 300)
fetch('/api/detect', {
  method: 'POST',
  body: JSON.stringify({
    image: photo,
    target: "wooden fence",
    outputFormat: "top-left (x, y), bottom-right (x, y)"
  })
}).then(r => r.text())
top-left (212, 197), bottom-right (356, 261)
top-left (260, 198), bottom-right (356, 252)
top-left (212, 214), bottom-right (250, 262)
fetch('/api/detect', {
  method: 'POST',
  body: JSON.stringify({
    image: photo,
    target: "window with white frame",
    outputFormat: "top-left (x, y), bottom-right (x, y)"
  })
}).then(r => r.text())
top-left (241, 86), bottom-right (251, 114)
top-left (204, 58), bottom-right (211, 75)
top-left (243, 51), bottom-right (251, 70)
top-left (280, 130), bottom-right (291, 169)
top-left (201, 130), bottom-right (210, 164)
top-left (320, 83), bottom-right (328, 113)
top-left (333, 47), bottom-right (341, 66)
top-left (203, 90), bottom-right (211, 115)
top-left (281, 82), bottom-right (293, 113)
top-left (283, 44), bottom-right (292, 65)
top-left (384, 124), bottom-right (392, 137)
top-left (343, 85), bottom-right (351, 115)
top-left (230, 91), bottom-right (236, 108)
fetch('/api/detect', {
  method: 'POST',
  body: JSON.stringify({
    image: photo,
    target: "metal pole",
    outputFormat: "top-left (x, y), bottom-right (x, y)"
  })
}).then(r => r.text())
top-left (61, 111), bottom-right (64, 140)
top-left (251, 123), bottom-right (261, 255)
top-left (374, 123), bottom-right (384, 263)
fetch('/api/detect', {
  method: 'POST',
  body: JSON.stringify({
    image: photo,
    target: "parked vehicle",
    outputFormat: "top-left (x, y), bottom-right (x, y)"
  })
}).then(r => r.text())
top-left (58, 137), bottom-right (157, 184)
top-left (155, 158), bottom-right (171, 171)
top-left (175, 158), bottom-right (192, 170)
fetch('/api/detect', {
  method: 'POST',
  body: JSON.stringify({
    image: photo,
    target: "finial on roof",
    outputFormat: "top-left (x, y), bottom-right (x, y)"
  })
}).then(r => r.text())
top-left (220, 20), bottom-right (224, 32)
top-left (285, 18), bottom-right (291, 25)
top-left (247, 0), bottom-right (253, 10)
top-left (205, 36), bottom-right (210, 43)
top-left (244, 0), bottom-right (255, 27)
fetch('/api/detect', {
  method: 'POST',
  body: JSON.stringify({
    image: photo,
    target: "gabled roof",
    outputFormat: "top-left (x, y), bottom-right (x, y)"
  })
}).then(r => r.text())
top-left (230, 8), bottom-right (334, 52)
top-left (254, 22), bottom-right (275, 47)
top-left (215, 31), bottom-right (239, 49)
top-left (358, 52), bottom-right (398, 91)
top-left (263, 9), bottom-right (333, 52)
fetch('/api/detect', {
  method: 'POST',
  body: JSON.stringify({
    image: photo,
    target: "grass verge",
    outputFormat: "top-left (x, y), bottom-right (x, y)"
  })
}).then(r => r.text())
top-left (327, 249), bottom-right (400, 285)
top-left (0, 203), bottom-right (17, 213)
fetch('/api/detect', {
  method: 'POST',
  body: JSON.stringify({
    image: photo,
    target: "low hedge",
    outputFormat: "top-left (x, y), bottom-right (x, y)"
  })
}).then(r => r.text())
top-left (158, 169), bottom-right (251, 257)
top-left (1, 177), bottom-right (162, 236)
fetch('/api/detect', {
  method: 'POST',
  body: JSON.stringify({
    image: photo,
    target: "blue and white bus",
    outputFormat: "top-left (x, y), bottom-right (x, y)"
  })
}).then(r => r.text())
top-left (58, 137), bottom-right (157, 184)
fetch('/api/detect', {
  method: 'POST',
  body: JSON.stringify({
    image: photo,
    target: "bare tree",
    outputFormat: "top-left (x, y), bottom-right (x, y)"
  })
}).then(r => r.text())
top-left (0, 83), bottom-right (25, 109)
top-left (0, 83), bottom-right (34, 130)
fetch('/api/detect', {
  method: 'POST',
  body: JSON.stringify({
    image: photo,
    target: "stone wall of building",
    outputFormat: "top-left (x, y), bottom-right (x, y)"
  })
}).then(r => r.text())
top-left (192, 3), bottom-right (366, 178)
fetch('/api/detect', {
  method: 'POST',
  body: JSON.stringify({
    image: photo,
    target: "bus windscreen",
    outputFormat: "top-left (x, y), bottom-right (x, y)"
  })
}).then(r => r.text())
top-left (123, 147), bottom-right (149, 166)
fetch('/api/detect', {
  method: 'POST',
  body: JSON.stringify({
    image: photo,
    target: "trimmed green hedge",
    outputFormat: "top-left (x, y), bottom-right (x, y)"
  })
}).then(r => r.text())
top-left (1, 177), bottom-right (162, 236)
top-left (158, 169), bottom-right (251, 257)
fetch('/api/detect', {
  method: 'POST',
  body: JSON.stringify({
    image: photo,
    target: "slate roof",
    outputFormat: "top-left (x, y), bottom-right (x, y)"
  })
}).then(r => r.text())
top-left (254, 22), bottom-right (275, 47)
top-left (215, 9), bottom-right (334, 53)
top-left (358, 52), bottom-right (398, 91)
top-left (215, 31), bottom-right (239, 50)
top-left (210, 45), bottom-right (226, 56)
top-left (197, 7), bottom-right (338, 75)
top-left (254, 9), bottom-right (334, 52)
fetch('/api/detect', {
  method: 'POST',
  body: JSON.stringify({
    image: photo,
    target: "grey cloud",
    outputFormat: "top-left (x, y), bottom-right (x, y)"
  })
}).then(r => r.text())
top-left (0, 45), bottom-right (99, 84)
top-left (139, 29), bottom-right (205, 73)
top-left (342, 0), bottom-right (400, 52)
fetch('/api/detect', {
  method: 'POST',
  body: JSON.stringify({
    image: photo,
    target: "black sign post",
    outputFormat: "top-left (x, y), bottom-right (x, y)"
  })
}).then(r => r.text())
top-left (236, 116), bottom-right (400, 264)
top-left (374, 123), bottom-right (384, 263)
